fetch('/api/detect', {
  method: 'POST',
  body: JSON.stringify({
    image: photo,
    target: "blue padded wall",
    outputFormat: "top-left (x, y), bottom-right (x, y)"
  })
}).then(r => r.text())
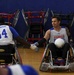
top-left (0, 0), bottom-right (74, 38)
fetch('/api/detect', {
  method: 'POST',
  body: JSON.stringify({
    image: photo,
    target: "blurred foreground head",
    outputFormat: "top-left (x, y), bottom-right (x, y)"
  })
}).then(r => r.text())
top-left (0, 64), bottom-right (39, 75)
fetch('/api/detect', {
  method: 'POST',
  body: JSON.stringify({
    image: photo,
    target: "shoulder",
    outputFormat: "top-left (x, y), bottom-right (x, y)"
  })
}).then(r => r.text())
top-left (9, 26), bottom-right (15, 30)
top-left (50, 27), bottom-right (54, 30)
top-left (0, 25), bottom-right (11, 27)
top-left (61, 26), bottom-right (66, 29)
top-left (0, 25), bottom-right (16, 31)
top-left (8, 26), bottom-right (19, 38)
top-left (61, 26), bottom-right (67, 31)
top-left (9, 26), bottom-right (17, 32)
top-left (46, 29), bottom-right (50, 34)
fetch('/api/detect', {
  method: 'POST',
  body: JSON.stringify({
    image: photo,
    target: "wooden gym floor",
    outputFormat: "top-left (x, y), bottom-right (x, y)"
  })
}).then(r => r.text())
top-left (18, 47), bottom-right (74, 75)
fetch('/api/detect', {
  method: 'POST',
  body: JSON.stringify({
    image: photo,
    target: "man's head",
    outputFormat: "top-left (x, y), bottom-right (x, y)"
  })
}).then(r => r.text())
top-left (0, 16), bottom-right (5, 25)
top-left (51, 16), bottom-right (61, 28)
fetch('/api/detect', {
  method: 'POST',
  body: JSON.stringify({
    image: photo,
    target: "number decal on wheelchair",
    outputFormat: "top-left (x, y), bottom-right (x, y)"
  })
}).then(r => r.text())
top-left (0, 29), bottom-right (8, 38)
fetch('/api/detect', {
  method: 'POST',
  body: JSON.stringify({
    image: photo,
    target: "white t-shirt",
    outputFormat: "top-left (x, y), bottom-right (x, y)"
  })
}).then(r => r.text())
top-left (49, 27), bottom-right (68, 43)
top-left (0, 25), bottom-right (14, 45)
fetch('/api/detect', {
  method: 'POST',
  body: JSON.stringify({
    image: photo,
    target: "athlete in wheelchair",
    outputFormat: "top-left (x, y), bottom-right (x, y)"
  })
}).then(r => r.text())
top-left (34, 16), bottom-right (74, 71)
top-left (0, 16), bottom-right (38, 66)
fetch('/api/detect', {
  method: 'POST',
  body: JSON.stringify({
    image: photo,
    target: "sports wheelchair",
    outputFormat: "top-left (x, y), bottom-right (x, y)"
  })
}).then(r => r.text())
top-left (0, 44), bottom-right (22, 67)
top-left (39, 43), bottom-right (74, 72)
top-left (39, 14), bottom-right (74, 72)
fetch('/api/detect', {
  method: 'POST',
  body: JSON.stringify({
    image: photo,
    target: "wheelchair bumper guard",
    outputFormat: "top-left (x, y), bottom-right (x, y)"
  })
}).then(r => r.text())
top-left (40, 62), bottom-right (69, 71)
top-left (48, 65), bottom-right (69, 70)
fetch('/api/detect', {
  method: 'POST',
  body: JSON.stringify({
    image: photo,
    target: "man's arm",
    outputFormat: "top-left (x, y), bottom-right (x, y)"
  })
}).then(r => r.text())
top-left (34, 30), bottom-right (50, 46)
top-left (9, 26), bottom-right (37, 50)
top-left (15, 36), bottom-right (30, 48)
top-left (44, 30), bottom-right (50, 40)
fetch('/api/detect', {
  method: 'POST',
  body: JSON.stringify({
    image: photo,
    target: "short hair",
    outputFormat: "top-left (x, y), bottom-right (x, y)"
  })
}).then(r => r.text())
top-left (51, 15), bottom-right (61, 21)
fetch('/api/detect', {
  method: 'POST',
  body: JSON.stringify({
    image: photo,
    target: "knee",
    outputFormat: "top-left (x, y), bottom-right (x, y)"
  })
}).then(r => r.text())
top-left (64, 43), bottom-right (70, 47)
top-left (48, 43), bottom-right (57, 50)
top-left (48, 43), bottom-right (55, 47)
top-left (64, 43), bottom-right (70, 50)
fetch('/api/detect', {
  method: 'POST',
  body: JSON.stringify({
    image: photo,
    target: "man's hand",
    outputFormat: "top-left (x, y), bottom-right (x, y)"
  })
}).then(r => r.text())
top-left (30, 44), bottom-right (39, 52)
top-left (34, 42), bottom-right (39, 46)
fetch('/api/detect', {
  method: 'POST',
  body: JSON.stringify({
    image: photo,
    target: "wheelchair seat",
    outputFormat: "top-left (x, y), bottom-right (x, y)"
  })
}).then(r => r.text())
top-left (0, 44), bottom-right (15, 53)
top-left (0, 44), bottom-right (15, 64)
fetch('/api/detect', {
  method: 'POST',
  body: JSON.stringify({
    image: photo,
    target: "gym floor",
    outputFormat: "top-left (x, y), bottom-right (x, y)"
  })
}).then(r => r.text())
top-left (18, 47), bottom-right (74, 75)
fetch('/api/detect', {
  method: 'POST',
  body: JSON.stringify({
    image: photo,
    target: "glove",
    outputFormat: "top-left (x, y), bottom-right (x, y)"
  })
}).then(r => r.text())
top-left (30, 44), bottom-right (39, 52)
top-left (34, 42), bottom-right (39, 46)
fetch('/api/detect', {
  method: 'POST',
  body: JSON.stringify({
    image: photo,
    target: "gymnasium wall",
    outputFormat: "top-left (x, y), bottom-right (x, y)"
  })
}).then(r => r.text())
top-left (0, 0), bottom-right (74, 38)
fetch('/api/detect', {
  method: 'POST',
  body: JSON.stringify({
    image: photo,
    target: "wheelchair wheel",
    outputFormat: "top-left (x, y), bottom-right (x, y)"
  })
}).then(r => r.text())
top-left (39, 44), bottom-right (50, 71)
top-left (13, 45), bottom-right (22, 64)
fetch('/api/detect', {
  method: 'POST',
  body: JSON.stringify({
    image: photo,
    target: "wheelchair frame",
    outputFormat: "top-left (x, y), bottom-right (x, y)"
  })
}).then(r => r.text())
top-left (0, 44), bottom-right (22, 67)
top-left (39, 13), bottom-right (74, 72)
top-left (39, 43), bottom-right (74, 72)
